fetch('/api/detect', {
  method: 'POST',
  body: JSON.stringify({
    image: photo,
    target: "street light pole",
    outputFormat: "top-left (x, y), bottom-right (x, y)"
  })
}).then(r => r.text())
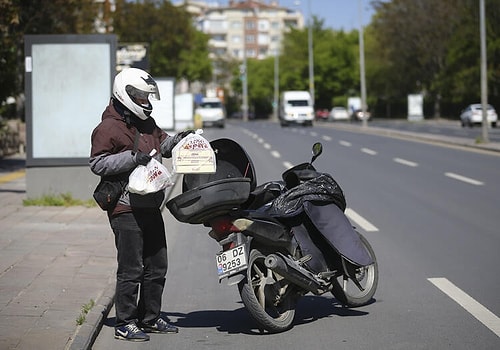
top-left (273, 40), bottom-right (279, 122)
top-left (358, 0), bottom-right (368, 128)
top-left (480, 0), bottom-right (489, 142)
top-left (242, 43), bottom-right (248, 122)
top-left (307, 0), bottom-right (314, 110)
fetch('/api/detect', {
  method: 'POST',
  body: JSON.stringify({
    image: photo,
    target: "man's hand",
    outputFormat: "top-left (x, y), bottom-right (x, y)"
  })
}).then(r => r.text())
top-left (133, 152), bottom-right (152, 166)
top-left (160, 130), bottom-right (196, 158)
top-left (173, 129), bottom-right (195, 144)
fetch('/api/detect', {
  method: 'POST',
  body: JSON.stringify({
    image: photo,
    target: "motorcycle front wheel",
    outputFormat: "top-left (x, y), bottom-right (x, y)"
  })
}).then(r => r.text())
top-left (331, 232), bottom-right (378, 307)
top-left (238, 249), bottom-right (297, 333)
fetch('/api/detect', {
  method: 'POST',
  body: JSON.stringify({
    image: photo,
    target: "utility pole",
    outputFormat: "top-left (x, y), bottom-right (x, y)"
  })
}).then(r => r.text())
top-left (358, 0), bottom-right (368, 128)
top-left (273, 39), bottom-right (279, 122)
top-left (480, 0), bottom-right (489, 142)
top-left (307, 0), bottom-right (314, 110)
top-left (242, 47), bottom-right (248, 122)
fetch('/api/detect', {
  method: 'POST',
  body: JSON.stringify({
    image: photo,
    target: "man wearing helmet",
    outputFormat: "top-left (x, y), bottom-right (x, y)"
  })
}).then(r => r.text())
top-left (90, 68), bottom-right (192, 342)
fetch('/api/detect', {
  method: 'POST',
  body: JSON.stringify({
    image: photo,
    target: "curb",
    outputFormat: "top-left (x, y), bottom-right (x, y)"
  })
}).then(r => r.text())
top-left (68, 278), bottom-right (115, 350)
top-left (325, 122), bottom-right (500, 154)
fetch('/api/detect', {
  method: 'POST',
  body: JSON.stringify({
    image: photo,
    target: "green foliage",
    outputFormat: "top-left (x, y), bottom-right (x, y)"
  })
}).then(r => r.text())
top-left (245, 17), bottom-right (360, 114)
top-left (0, 0), bottom-right (98, 114)
top-left (312, 29), bottom-right (359, 109)
top-left (23, 193), bottom-right (96, 207)
top-left (113, 0), bottom-right (212, 82)
top-left (76, 299), bottom-right (95, 325)
top-left (0, 0), bottom-right (212, 116)
top-left (370, 0), bottom-right (500, 117)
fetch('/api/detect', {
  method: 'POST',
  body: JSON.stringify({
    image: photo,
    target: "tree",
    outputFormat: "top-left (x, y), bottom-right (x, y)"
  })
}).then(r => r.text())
top-left (0, 0), bottom-right (212, 119)
top-left (279, 17), bottom-right (359, 110)
top-left (0, 0), bottom-right (97, 118)
top-left (226, 17), bottom-right (362, 118)
top-left (112, 0), bottom-right (212, 82)
top-left (313, 29), bottom-right (359, 108)
top-left (440, 0), bottom-right (500, 105)
top-left (371, 0), bottom-right (464, 117)
top-left (369, 0), bottom-right (500, 118)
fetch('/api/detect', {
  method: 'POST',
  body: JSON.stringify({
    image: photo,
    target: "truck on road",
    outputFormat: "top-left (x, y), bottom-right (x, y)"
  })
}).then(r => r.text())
top-left (279, 91), bottom-right (314, 127)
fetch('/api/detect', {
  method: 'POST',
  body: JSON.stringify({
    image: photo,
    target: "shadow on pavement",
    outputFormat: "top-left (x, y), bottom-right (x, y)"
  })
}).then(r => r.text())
top-left (100, 295), bottom-right (370, 336)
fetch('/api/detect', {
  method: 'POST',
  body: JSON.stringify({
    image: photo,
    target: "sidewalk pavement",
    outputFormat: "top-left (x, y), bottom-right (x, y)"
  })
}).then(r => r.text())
top-left (0, 159), bottom-right (117, 350)
top-left (0, 122), bottom-right (499, 350)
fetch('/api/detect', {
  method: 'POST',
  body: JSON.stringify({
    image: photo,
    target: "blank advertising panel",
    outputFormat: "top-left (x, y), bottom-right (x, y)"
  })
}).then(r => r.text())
top-left (24, 35), bottom-right (116, 166)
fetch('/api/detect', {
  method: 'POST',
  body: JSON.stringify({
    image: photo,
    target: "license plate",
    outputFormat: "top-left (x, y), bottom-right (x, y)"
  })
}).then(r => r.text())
top-left (215, 245), bottom-right (247, 278)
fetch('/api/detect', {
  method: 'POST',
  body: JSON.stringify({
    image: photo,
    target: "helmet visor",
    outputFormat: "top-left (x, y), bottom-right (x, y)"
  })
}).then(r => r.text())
top-left (126, 84), bottom-right (159, 109)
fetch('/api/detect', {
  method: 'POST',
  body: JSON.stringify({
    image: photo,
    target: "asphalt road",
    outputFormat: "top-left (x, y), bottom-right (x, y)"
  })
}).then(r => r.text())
top-left (93, 120), bottom-right (499, 349)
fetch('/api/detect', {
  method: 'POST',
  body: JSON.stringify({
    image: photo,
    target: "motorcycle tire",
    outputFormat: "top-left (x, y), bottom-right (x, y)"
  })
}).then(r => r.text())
top-left (238, 249), bottom-right (297, 333)
top-left (331, 231), bottom-right (378, 307)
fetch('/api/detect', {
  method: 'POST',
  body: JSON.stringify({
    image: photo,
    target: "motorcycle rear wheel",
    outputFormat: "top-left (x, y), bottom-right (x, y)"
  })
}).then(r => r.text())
top-left (238, 249), bottom-right (297, 333)
top-left (331, 232), bottom-right (378, 307)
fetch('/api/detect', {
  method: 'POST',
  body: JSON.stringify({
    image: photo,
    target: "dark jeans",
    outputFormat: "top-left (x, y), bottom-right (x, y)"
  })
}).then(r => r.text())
top-left (110, 209), bottom-right (168, 327)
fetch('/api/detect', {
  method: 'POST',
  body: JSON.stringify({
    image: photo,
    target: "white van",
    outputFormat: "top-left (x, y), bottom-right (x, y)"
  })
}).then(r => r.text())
top-left (279, 91), bottom-right (314, 126)
top-left (194, 97), bottom-right (226, 128)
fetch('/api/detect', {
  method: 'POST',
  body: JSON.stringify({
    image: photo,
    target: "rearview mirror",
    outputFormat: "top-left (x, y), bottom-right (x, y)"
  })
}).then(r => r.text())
top-left (311, 142), bottom-right (322, 164)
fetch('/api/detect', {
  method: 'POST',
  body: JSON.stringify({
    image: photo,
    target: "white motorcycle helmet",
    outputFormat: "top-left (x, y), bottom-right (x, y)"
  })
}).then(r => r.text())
top-left (112, 67), bottom-right (160, 120)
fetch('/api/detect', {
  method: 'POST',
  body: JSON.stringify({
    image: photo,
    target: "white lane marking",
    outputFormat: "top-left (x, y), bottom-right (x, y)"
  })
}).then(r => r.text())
top-left (339, 140), bottom-right (352, 147)
top-left (322, 135), bottom-right (332, 141)
top-left (361, 148), bottom-right (377, 155)
top-left (263, 143), bottom-right (271, 149)
top-left (310, 131), bottom-right (318, 137)
top-left (345, 208), bottom-right (379, 232)
top-left (393, 157), bottom-right (418, 167)
top-left (271, 150), bottom-right (281, 158)
top-left (428, 278), bottom-right (500, 337)
top-left (445, 172), bottom-right (484, 186)
top-left (283, 161), bottom-right (293, 169)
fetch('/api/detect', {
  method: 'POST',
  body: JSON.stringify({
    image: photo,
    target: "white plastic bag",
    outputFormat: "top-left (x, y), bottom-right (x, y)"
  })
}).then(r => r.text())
top-left (128, 150), bottom-right (173, 195)
top-left (172, 129), bottom-right (216, 174)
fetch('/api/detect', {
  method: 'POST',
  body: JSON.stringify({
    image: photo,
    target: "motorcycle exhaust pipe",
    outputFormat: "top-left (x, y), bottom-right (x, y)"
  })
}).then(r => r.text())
top-left (265, 254), bottom-right (323, 295)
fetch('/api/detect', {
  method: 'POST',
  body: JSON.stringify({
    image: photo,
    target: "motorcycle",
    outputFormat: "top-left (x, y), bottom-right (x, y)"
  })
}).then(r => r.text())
top-left (166, 138), bottom-right (378, 333)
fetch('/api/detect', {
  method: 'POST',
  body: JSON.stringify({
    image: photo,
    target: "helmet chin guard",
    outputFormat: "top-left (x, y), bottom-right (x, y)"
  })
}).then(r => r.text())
top-left (112, 68), bottom-right (160, 120)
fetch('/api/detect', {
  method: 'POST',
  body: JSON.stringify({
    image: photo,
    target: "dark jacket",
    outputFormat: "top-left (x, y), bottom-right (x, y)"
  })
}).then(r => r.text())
top-left (90, 99), bottom-right (174, 216)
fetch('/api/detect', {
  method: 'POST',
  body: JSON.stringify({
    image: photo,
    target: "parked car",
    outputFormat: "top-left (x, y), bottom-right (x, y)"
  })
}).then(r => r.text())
top-left (460, 104), bottom-right (497, 128)
top-left (195, 97), bottom-right (226, 128)
top-left (329, 107), bottom-right (349, 121)
top-left (351, 109), bottom-right (371, 121)
top-left (315, 109), bottom-right (330, 121)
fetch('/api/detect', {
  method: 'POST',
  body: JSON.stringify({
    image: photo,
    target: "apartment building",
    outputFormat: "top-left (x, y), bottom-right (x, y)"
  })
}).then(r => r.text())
top-left (178, 0), bottom-right (305, 60)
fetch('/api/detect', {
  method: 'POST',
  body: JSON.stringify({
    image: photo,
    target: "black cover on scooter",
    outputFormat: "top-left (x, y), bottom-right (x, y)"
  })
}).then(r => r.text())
top-left (303, 202), bottom-right (373, 266)
top-left (262, 173), bottom-right (371, 267)
top-left (263, 173), bottom-right (346, 217)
